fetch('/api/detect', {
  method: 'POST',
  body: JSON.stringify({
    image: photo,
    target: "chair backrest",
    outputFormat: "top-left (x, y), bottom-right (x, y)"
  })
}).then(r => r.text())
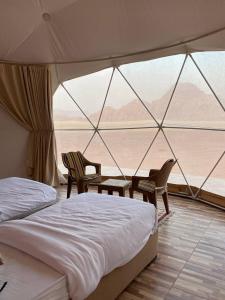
top-left (62, 151), bottom-right (85, 180)
top-left (155, 159), bottom-right (176, 187)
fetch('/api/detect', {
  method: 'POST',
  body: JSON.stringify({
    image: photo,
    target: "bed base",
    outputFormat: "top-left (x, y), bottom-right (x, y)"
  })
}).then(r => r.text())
top-left (86, 231), bottom-right (158, 300)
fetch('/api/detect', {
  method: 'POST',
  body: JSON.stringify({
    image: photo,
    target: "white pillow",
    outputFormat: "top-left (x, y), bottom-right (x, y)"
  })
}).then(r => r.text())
top-left (0, 177), bottom-right (57, 222)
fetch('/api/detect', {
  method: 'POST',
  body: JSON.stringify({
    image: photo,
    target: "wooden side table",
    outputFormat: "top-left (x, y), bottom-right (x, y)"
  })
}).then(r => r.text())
top-left (98, 179), bottom-right (131, 197)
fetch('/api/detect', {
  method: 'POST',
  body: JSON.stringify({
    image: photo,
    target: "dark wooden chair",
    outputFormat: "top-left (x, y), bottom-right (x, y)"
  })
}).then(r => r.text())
top-left (62, 151), bottom-right (101, 198)
top-left (129, 159), bottom-right (176, 215)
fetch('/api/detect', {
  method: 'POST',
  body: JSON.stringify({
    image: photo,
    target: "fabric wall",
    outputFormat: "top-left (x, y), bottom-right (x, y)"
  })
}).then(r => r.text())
top-left (0, 107), bottom-right (29, 178)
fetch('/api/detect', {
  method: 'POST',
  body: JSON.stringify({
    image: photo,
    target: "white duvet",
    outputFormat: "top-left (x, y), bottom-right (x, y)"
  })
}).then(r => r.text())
top-left (0, 177), bottom-right (57, 222)
top-left (0, 192), bottom-right (157, 300)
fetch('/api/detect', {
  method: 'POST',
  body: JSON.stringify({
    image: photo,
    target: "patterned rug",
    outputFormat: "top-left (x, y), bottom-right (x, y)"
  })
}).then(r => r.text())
top-left (158, 210), bottom-right (174, 225)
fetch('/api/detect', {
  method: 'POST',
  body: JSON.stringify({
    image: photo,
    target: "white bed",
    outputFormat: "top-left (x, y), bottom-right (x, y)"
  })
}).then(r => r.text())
top-left (0, 243), bottom-right (69, 300)
top-left (0, 192), bottom-right (157, 300)
top-left (0, 177), bottom-right (57, 222)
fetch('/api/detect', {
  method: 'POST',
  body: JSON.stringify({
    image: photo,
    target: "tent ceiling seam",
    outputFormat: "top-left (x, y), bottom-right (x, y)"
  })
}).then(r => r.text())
top-left (2, 24), bottom-right (225, 65)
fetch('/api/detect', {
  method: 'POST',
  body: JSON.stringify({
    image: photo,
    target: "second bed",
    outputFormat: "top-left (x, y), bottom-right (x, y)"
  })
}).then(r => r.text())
top-left (0, 192), bottom-right (158, 300)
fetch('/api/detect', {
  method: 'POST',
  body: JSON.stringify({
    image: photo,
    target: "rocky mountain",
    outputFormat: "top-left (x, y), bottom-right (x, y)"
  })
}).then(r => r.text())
top-left (54, 83), bottom-right (225, 122)
top-left (150, 82), bottom-right (224, 121)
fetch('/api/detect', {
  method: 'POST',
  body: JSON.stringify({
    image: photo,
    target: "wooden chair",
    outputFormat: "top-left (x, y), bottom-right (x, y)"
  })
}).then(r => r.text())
top-left (129, 159), bottom-right (176, 215)
top-left (62, 151), bottom-right (101, 198)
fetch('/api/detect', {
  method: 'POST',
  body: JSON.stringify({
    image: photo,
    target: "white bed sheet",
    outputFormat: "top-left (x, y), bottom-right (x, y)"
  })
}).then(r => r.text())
top-left (0, 177), bottom-right (57, 222)
top-left (0, 243), bottom-right (68, 300)
top-left (0, 192), bottom-right (157, 300)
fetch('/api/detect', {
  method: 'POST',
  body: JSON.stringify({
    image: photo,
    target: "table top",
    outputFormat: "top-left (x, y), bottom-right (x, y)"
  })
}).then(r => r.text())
top-left (98, 179), bottom-right (131, 188)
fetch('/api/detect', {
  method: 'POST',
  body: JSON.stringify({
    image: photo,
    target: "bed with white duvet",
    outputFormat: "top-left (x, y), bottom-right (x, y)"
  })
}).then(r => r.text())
top-left (0, 177), bottom-right (57, 222)
top-left (0, 192), bottom-right (157, 300)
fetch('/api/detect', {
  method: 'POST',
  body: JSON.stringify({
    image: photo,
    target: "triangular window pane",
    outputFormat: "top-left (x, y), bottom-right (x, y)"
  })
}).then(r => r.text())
top-left (53, 85), bottom-right (93, 129)
top-left (63, 68), bottom-right (113, 127)
top-left (55, 130), bottom-right (94, 173)
top-left (120, 54), bottom-right (186, 123)
top-left (101, 128), bottom-right (158, 176)
top-left (164, 56), bottom-right (225, 129)
top-left (99, 69), bottom-right (157, 129)
top-left (136, 130), bottom-right (190, 196)
top-left (84, 133), bottom-right (122, 176)
top-left (192, 51), bottom-right (225, 111)
top-left (200, 152), bottom-right (225, 197)
top-left (165, 129), bottom-right (225, 190)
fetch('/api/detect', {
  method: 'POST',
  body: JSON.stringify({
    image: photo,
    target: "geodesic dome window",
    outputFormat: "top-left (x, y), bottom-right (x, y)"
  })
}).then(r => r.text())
top-left (53, 52), bottom-right (225, 201)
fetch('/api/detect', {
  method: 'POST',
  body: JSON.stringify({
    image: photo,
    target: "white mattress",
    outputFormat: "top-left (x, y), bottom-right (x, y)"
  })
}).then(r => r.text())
top-left (0, 192), bottom-right (157, 300)
top-left (0, 244), bottom-right (68, 300)
top-left (0, 177), bottom-right (57, 222)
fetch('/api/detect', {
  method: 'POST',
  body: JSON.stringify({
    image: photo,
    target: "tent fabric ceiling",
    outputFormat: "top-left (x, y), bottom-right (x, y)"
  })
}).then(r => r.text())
top-left (2, 0), bottom-right (225, 80)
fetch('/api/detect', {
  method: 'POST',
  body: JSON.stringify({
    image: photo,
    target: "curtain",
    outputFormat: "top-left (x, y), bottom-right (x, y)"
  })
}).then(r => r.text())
top-left (0, 63), bottom-right (59, 186)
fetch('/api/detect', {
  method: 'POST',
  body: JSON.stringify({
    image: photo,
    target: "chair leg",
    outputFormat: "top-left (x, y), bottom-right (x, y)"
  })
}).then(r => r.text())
top-left (85, 184), bottom-right (88, 192)
top-left (77, 181), bottom-right (85, 194)
top-left (148, 191), bottom-right (157, 208)
top-left (143, 194), bottom-right (148, 202)
top-left (162, 191), bottom-right (170, 214)
top-left (67, 176), bottom-right (72, 199)
top-left (129, 188), bottom-right (134, 198)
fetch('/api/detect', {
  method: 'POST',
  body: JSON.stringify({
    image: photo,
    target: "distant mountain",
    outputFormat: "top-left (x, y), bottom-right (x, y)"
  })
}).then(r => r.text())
top-left (89, 82), bottom-right (224, 122)
top-left (89, 100), bottom-right (151, 122)
top-left (54, 83), bottom-right (225, 122)
top-left (149, 82), bottom-right (224, 121)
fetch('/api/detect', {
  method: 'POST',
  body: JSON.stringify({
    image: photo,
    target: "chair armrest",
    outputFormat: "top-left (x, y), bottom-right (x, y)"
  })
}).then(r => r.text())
top-left (131, 176), bottom-right (151, 189)
top-left (83, 158), bottom-right (101, 175)
top-left (92, 162), bottom-right (101, 175)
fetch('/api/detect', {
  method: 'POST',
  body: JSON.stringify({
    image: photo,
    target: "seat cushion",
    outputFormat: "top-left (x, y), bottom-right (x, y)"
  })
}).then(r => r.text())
top-left (138, 180), bottom-right (156, 192)
top-left (83, 174), bottom-right (99, 181)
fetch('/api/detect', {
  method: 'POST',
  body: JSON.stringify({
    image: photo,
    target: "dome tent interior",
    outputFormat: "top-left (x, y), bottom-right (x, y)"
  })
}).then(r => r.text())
top-left (0, 0), bottom-right (224, 208)
top-left (1, 2), bottom-right (225, 300)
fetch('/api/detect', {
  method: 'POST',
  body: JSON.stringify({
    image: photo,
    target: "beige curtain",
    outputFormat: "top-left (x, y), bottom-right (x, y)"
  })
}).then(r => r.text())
top-left (0, 63), bottom-right (59, 186)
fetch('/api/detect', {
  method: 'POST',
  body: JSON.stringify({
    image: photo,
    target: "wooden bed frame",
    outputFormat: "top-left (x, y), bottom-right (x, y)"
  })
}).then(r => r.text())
top-left (86, 231), bottom-right (158, 300)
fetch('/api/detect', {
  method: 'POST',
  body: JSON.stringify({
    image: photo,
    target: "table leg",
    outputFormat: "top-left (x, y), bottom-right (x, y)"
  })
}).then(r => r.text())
top-left (143, 194), bottom-right (148, 202)
top-left (98, 186), bottom-right (102, 194)
top-left (119, 189), bottom-right (125, 197)
top-left (129, 188), bottom-right (133, 198)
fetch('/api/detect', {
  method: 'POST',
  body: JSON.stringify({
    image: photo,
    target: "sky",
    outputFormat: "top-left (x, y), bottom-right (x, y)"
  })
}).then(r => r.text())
top-left (54, 51), bottom-right (225, 116)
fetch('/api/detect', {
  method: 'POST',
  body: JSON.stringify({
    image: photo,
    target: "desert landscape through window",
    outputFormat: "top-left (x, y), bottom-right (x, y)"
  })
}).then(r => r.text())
top-left (53, 52), bottom-right (225, 197)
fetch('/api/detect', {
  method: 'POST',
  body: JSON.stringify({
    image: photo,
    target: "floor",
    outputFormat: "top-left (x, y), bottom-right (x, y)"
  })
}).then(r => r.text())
top-left (57, 186), bottom-right (225, 300)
